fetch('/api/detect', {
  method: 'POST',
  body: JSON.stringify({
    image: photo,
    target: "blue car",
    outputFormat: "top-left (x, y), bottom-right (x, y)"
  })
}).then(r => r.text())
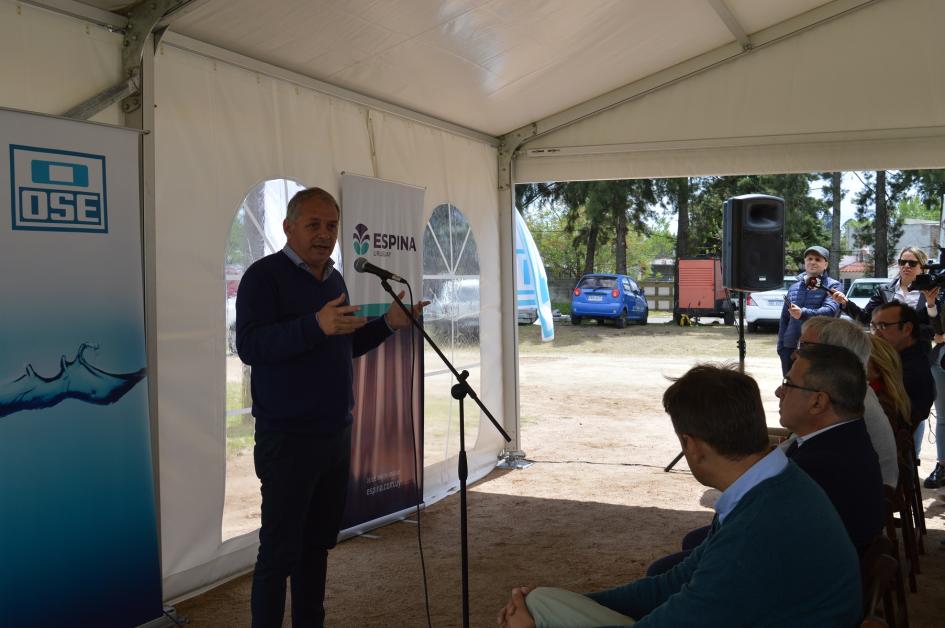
top-left (571, 274), bottom-right (649, 328)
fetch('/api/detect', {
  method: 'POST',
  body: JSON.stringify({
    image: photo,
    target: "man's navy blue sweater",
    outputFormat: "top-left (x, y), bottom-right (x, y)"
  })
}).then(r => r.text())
top-left (235, 251), bottom-right (392, 435)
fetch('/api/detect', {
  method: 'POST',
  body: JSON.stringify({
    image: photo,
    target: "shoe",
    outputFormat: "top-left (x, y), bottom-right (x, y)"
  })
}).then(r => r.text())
top-left (924, 462), bottom-right (945, 489)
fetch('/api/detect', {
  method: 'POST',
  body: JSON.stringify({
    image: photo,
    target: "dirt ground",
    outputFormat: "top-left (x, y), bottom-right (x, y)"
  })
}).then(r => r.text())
top-left (181, 319), bottom-right (945, 627)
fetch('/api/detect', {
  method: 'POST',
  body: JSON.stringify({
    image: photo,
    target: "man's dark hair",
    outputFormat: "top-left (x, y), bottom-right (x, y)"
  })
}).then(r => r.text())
top-left (662, 364), bottom-right (769, 459)
top-left (795, 343), bottom-right (866, 418)
top-left (286, 187), bottom-right (340, 222)
top-left (874, 301), bottom-right (920, 340)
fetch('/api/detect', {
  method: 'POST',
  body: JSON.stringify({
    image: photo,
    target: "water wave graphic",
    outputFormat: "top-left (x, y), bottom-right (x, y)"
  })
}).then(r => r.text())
top-left (0, 343), bottom-right (146, 419)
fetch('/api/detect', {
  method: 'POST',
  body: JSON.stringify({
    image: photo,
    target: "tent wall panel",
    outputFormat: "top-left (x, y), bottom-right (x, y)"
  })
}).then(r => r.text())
top-left (154, 44), bottom-right (499, 601)
top-left (515, 0), bottom-right (945, 182)
top-left (0, 0), bottom-right (122, 124)
top-left (370, 111), bottom-right (503, 496)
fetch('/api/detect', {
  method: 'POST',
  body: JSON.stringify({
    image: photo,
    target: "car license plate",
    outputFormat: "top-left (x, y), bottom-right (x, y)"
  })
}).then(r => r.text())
top-left (767, 300), bottom-right (781, 306)
top-left (588, 295), bottom-right (603, 302)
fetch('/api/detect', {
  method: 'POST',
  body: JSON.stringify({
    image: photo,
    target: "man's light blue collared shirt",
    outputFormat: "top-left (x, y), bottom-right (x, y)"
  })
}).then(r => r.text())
top-left (714, 446), bottom-right (789, 525)
top-left (283, 245), bottom-right (334, 279)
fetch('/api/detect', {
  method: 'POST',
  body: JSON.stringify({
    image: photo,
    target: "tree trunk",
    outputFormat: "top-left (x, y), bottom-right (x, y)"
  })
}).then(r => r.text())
top-left (583, 224), bottom-right (599, 276)
top-left (615, 210), bottom-right (628, 275)
top-left (830, 172), bottom-right (842, 278)
top-left (874, 171), bottom-right (888, 278)
top-left (675, 178), bottom-right (690, 259)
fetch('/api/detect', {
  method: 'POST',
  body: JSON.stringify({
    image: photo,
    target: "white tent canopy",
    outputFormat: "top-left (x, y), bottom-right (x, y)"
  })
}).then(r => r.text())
top-left (3, 0), bottom-right (941, 604)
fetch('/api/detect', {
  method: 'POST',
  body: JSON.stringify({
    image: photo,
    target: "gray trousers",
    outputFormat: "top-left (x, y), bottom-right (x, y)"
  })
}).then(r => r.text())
top-left (525, 587), bottom-right (635, 628)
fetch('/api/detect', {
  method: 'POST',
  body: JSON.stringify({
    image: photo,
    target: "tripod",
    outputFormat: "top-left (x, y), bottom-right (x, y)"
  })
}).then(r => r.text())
top-left (380, 279), bottom-right (511, 628)
top-left (664, 292), bottom-right (746, 472)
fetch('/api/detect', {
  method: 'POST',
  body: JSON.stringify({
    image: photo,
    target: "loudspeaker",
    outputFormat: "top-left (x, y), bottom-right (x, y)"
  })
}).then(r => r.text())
top-left (722, 194), bottom-right (785, 292)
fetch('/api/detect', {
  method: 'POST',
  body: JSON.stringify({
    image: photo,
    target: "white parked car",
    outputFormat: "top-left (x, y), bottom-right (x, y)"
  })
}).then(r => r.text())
top-left (840, 277), bottom-right (887, 323)
top-left (743, 276), bottom-right (797, 332)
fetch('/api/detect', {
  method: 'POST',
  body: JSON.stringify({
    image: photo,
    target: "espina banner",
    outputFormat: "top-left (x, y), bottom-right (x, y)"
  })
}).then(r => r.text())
top-left (0, 108), bottom-right (162, 627)
top-left (340, 173), bottom-right (424, 532)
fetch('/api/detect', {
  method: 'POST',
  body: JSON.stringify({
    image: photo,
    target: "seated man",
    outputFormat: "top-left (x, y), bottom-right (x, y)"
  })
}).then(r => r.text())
top-left (871, 302), bottom-right (935, 433)
top-left (497, 364), bottom-right (861, 628)
top-left (793, 316), bottom-right (898, 488)
top-left (777, 343), bottom-right (886, 552)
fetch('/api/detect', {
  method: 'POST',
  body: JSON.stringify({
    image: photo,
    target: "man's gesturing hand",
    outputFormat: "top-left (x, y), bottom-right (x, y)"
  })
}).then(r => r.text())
top-left (385, 291), bottom-right (431, 330)
top-left (317, 294), bottom-right (367, 336)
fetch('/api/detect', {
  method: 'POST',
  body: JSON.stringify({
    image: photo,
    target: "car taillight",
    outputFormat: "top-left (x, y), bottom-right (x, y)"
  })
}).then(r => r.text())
top-left (611, 289), bottom-right (619, 298)
top-left (746, 295), bottom-right (756, 306)
top-left (573, 288), bottom-right (581, 296)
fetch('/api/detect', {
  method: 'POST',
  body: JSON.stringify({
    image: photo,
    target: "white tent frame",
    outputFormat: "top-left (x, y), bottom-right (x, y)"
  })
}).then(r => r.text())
top-left (6, 0), bottom-right (945, 605)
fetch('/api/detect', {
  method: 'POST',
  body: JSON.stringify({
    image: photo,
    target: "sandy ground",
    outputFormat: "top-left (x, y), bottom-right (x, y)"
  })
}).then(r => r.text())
top-left (184, 319), bottom-right (945, 627)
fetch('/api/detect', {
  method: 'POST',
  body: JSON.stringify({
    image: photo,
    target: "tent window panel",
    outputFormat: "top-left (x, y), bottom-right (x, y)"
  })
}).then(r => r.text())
top-left (222, 178), bottom-right (306, 542)
top-left (422, 203), bottom-right (482, 469)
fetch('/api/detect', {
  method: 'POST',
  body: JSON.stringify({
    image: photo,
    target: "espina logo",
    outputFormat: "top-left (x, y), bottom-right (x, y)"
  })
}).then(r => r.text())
top-left (9, 145), bottom-right (108, 233)
top-left (353, 223), bottom-right (417, 258)
top-left (353, 223), bottom-right (370, 255)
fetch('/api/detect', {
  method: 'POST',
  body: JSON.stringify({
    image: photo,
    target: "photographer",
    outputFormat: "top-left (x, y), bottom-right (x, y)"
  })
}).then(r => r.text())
top-left (832, 247), bottom-right (944, 335)
top-left (832, 246), bottom-right (945, 463)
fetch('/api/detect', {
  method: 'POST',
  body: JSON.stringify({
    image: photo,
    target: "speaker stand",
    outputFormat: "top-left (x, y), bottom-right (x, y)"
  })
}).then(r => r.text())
top-left (736, 291), bottom-right (746, 371)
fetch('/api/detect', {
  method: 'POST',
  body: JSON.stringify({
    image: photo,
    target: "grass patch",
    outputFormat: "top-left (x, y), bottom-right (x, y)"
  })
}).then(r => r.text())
top-left (226, 381), bottom-right (254, 455)
top-left (552, 301), bottom-right (571, 315)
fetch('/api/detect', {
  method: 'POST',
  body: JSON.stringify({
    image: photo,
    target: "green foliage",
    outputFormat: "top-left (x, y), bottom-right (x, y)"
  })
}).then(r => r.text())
top-left (519, 170), bottom-right (945, 285)
top-left (687, 174), bottom-right (829, 268)
top-left (522, 204), bottom-right (586, 277)
top-left (896, 197), bottom-right (938, 221)
top-left (626, 219), bottom-right (675, 279)
top-left (852, 171), bottom-right (904, 268)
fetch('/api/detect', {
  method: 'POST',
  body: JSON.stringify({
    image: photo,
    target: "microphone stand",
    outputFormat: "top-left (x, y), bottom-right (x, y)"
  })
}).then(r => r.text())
top-left (379, 278), bottom-right (511, 628)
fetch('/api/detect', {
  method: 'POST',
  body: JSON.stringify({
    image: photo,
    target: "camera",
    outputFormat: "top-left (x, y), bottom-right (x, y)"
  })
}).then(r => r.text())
top-left (908, 247), bottom-right (945, 291)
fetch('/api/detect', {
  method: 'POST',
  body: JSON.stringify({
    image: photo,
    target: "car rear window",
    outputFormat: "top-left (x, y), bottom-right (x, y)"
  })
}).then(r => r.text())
top-left (579, 276), bottom-right (616, 289)
top-left (848, 282), bottom-right (882, 298)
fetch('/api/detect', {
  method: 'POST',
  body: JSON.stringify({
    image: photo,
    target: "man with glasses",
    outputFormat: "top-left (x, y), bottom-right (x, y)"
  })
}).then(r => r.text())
top-left (777, 246), bottom-right (841, 376)
top-left (792, 316), bottom-right (898, 488)
top-left (777, 343), bottom-right (885, 551)
top-left (871, 302), bottom-right (936, 438)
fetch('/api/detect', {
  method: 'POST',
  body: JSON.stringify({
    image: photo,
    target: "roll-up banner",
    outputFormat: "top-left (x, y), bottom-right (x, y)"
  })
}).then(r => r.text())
top-left (340, 173), bottom-right (424, 531)
top-left (0, 108), bottom-right (162, 627)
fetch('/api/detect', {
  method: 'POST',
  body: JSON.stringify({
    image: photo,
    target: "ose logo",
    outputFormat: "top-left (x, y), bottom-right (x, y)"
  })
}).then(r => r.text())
top-left (9, 145), bottom-right (108, 233)
top-left (353, 223), bottom-right (369, 255)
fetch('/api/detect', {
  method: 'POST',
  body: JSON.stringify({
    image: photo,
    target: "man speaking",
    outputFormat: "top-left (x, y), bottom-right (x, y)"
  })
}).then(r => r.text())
top-left (236, 187), bottom-right (426, 628)
top-left (776, 245), bottom-right (840, 375)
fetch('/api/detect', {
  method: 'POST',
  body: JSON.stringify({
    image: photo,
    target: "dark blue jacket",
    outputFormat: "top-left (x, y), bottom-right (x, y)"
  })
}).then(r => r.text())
top-left (235, 251), bottom-right (392, 435)
top-left (777, 272), bottom-right (841, 350)
top-left (787, 419), bottom-right (885, 551)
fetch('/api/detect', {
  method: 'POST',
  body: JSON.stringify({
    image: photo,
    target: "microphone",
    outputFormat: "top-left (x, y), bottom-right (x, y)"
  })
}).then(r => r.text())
top-left (354, 257), bottom-right (406, 283)
top-left (805, 274), bottom-right (838, 295)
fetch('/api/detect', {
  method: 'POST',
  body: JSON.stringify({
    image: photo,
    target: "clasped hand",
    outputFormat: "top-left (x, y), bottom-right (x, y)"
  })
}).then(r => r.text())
top-left (497, 586), bottom-right (535, 628)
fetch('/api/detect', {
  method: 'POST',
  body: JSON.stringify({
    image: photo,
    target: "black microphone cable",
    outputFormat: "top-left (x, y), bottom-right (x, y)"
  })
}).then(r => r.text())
top-left (401, 281), bottom-right (433, 628)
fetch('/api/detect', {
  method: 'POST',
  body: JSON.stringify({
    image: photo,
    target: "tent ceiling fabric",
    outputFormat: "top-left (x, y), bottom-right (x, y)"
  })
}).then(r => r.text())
top-left (80, 0), bottom-right (836, 136)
